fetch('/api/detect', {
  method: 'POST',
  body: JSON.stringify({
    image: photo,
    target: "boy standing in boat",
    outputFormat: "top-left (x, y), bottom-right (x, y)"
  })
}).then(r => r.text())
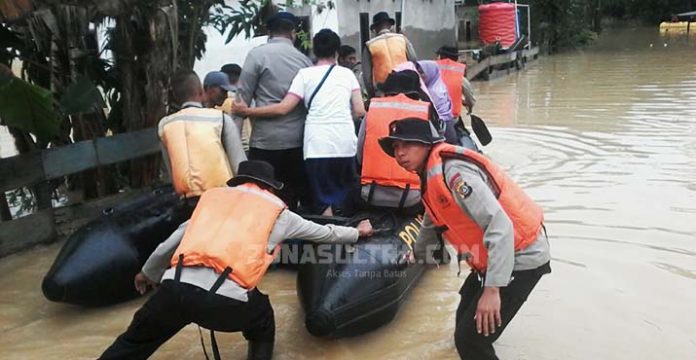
top-left (158, 70), bottom-right (246, 200)
top-left (98, 160), bottom-right (374, 360)
top-left (379, 118), bottom-right (551, 359)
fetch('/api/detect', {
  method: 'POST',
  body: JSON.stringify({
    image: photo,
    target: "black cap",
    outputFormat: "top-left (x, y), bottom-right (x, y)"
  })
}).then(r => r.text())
top-left (436, 45), bottom-right (459, 60)
top-left (377, 70), bottom-right (422, 97)
top-left (226, 160), bottom-right (284, 190)
top-left (371, 12), bottom-right (395, 30)
top-left (378, 118), bottom-right (444, 157)
top-left (266, 12), bottom-right (298, 31)
top-left (220, 63), bottom-right (241, 77)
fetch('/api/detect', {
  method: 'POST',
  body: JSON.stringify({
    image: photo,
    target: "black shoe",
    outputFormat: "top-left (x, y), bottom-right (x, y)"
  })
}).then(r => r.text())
top-left (247, 341), bottom-right (274, 360)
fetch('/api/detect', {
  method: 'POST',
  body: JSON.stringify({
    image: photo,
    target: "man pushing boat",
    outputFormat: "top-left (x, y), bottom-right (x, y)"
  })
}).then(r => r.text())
top-left (98, 161), bottom-right (374, 360)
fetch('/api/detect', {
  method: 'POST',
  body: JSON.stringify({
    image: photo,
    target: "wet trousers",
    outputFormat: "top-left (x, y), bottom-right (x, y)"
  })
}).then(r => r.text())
top-left (455, 262), bottom-right (551, 360)
top-left (98, 280), bottom-right (274, 360)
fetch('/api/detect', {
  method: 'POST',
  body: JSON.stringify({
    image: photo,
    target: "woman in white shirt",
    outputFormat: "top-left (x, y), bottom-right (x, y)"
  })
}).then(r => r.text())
top-left (231, 29), bottom-right (366, 215)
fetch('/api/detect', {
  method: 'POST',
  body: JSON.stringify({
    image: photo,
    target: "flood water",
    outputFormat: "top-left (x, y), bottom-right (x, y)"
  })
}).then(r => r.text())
top-left (1, 27), bottom-right (695, 359)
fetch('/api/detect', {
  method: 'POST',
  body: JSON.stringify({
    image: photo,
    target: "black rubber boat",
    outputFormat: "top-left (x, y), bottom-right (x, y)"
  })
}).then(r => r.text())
top-left (42, 186), bottom-right (194, 306)
top-left (42, 191), bottom-right (427, 338)
top-left (295, 211), bottom-right (426, 338)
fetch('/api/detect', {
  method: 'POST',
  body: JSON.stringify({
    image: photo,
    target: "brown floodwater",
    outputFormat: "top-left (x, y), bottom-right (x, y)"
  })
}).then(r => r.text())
top-left (1, 27), bottom-right (695, 359)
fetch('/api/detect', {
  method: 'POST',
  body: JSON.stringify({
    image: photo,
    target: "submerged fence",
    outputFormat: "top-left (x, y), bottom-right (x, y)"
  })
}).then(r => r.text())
top-left (0, 128), bottom-right (160, 257)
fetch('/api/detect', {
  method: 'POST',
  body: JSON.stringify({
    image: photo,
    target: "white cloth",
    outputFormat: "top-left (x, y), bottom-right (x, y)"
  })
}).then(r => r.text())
top-left (288, 64), bottom-right (360, 159)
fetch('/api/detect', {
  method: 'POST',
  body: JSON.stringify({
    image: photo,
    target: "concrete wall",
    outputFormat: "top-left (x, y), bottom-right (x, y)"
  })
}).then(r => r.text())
top-left (335, 0), bottom-right (403, 53)
top-left (456, 4), bottom-right (480, 49)
top-left (401, 0), bottom-right (456, 59)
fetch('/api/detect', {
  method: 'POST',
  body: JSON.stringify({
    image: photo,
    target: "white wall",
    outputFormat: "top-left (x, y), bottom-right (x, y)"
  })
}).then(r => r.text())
top-left (193, 30), bottom-right (268, 79)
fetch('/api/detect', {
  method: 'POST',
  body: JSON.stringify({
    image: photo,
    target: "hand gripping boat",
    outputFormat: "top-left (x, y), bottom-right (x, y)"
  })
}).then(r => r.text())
top-left (294, 211), bottom-right (426, 338)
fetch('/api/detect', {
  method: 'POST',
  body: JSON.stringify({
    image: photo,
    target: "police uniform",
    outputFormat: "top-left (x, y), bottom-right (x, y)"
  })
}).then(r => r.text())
top-left (379, 120), bottom-right (551, 360)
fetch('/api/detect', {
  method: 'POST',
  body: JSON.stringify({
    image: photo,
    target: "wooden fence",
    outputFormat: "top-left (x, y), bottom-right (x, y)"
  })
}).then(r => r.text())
top-left (0, 128), bottom-right (160, 257)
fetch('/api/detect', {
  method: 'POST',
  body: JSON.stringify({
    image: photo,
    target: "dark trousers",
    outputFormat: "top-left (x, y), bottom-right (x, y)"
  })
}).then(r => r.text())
top-left (454, 262), bottom-right (551, 360)
top-left (249, 147), bottom-right (307, 210)
top-left (99, 281), bottom-right (274, 360)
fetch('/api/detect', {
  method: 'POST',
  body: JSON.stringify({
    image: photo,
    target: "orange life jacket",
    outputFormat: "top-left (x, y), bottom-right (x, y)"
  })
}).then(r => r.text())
top-left (361, 94), bottom-right (430, 191)
top-left (421, 143), bottom-right (543, 272)
top-left (159, 107), bottom-right (234, 198)
top-left (436, 59), bottom-right (467, 118)
top-left (170, 183), bottom-right (286, 289)
top-left (366, 33), bottom-right (409, 86)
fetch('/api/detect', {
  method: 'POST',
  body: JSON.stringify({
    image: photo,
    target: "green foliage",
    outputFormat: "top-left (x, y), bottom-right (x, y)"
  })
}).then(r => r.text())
top-left (296, 29), bottom-right (311, 50)
top-left (521, 0), bottom-right (696, 52)
top-left (59, 75), bottom-right (106, 115)
top-left (0, 74), bottom-right (61, 143)
top-left (575, 29), bottom-right (599, 46)
top-left (210, 0), bottom-right (270, 42)
top-left (601, 0), bottom-right (694, 23)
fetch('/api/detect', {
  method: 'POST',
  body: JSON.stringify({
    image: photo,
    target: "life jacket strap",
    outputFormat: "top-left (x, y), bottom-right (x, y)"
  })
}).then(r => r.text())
top-left (174, 254), bottom-right (184, 281)
top-left (367, 180), bottom-right (377, 204)
top-left (397, 183), bottom-right (411, 210)
top-left (209, 266), bottom-right (233, 294)
top-left (211, 329), bottom-right (222, 360)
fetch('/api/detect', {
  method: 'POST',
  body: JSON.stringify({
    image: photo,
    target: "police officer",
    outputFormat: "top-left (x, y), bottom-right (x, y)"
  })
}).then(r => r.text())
top-left (378, 118), bottom-right (551, 359)
top-left (98, 160), bottom-right (375, 360)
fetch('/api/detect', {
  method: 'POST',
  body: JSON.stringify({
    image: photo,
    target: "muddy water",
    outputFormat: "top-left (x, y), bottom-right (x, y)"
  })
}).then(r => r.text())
top-left (1, 27), bottom-right (695, 359)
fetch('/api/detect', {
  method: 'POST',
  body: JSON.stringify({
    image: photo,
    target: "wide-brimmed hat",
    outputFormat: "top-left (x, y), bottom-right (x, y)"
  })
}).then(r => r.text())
top-left (226, 160), bottom-right (284, 190)
top-left (379, 118), bottom-right (444, 157)
top-left (436, 45), bottom-right (459, 59)
top-left (377, 70), bottom-right (422, 97)
top-left (371, 12), bottom-right (395, 30)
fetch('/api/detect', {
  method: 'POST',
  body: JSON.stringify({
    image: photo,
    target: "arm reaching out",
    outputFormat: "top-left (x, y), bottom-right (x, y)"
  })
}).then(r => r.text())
top-left (230, 93), bottom-right (302, 118)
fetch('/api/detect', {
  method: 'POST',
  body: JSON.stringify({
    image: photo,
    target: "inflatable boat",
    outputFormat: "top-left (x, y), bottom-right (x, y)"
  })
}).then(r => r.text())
top-left (42, 186), bottom-right (195, 306)
top-left (295, 211), bottom-right (425, 338)
top-left (41, 191), bottom-right (426, 338)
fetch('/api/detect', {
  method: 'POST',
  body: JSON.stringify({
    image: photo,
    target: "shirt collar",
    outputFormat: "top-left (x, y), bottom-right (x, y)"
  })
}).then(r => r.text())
top-left (268, 37), bottom-right (294, 45)
top-left (182, 101), bottom-right (203, 109)
top-left (377, 29), bottom-right (392, 36)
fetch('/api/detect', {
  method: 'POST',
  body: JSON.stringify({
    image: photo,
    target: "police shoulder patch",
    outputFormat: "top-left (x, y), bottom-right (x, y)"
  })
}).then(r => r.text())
top-left (453, 178), bottom-right (473, 199)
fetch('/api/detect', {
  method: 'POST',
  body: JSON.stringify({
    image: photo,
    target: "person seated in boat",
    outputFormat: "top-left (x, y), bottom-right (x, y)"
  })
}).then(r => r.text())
top-left (158, 70), bottom-right (246, 200)
top-left (97, 160), bottom-right (375, 360)
top-left (379, 118), bottom-right (551, 360)
top-left (391, 61), bottom-right (479, 149)
top-left (356, 70), bottom-right (438, 211)
top-left (435, 46), bottom-right (479, 149)
top-left (231, 29), bottom-right (366, 216)
top-left (435, 45), bottom-right (476, 115)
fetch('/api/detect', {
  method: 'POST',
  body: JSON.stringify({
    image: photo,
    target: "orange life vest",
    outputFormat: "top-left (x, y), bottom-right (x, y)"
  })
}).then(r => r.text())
top-left (436, 59), bottom-right (467, 118)
top-left (366, 33), bottom-right (409, 86)
top-left (170, 183), bottom-right (286, 289)
top-left (361, 94), bottom-right (430, 191)
top-left (159, 107), bottom-right (234, 198)
top-left (421, 143), bottom-right (543, 272)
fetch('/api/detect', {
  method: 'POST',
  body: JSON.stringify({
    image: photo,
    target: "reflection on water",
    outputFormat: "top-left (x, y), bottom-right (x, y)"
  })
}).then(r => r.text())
top-left (1, 27), bottom-right (696, 360)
